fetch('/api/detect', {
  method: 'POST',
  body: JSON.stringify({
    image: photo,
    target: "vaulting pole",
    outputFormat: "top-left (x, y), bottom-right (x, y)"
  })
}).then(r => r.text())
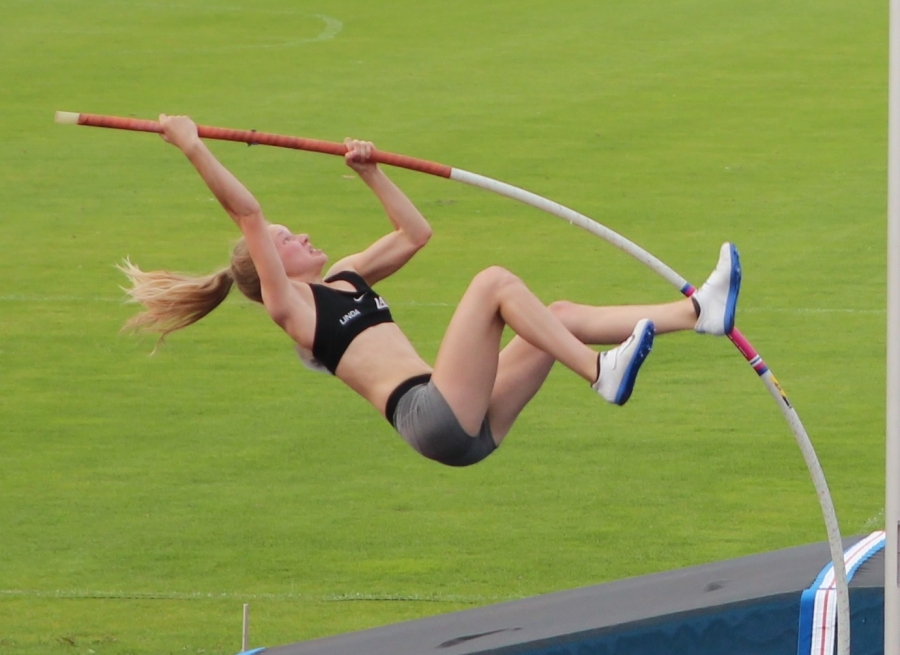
top-left (56, 110), bottom-right (852, 655)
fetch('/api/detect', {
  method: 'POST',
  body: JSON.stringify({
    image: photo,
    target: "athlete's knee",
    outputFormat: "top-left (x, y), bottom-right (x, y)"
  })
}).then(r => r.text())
top-left (464, 267), bottom-right (529, 310)
top-left (548, 299), bottom-right (578, 327)
top-left (471, 266), bottom-right (522, 294)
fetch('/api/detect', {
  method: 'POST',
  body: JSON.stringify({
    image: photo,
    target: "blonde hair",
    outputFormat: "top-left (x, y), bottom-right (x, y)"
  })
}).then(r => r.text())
top-left (119, 238), bottom-right (262, 347)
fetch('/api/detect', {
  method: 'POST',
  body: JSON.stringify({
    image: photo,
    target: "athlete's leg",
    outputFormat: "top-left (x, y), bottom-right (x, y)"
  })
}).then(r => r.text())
top-left (431, 266), bottom-right (601, 435)
top-left (549, 299), bottom-right (696, 344)
top-left (486, 241), bottom-right (743, 441)
top-left (486, 336), bottom-right (556, 443)
top-left (487, 299), bottom-right (696, 441)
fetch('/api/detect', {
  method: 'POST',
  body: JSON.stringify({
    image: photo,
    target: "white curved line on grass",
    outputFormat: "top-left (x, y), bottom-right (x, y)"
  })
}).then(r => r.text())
top-left (118, 13), bottom-right (342, 54)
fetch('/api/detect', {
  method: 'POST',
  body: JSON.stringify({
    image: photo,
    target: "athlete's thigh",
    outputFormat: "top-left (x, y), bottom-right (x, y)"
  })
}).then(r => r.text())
top-left (430, 271), bottom-right (508, 434)
top-left (487, 336), bottom-right (555, 443)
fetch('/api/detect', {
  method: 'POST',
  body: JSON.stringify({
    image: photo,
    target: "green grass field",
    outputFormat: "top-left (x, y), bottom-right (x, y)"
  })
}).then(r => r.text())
top-left (0, 0), bottom-right (889, 653)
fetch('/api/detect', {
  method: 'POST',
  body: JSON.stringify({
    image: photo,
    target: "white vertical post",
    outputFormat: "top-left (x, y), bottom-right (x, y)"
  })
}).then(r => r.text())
top-left (242, 603), bottom-right (250, 652)
top-left (888, 0), bottom-right (900, 651)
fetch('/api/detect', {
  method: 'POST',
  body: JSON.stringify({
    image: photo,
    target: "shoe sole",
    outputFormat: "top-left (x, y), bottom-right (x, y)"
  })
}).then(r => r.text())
top-left (724, 244), bottom-right (742, 335)
top-left (615, 320), bottom-right (655, 406)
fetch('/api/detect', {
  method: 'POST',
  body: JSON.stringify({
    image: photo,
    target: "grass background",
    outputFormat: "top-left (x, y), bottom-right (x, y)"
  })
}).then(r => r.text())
top-left (0, 0), bottom-right (888, 653)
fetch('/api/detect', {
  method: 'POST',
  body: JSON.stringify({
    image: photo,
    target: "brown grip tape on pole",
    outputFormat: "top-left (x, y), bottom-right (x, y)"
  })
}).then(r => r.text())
top-left (73, 113), bottom-right (453, 178)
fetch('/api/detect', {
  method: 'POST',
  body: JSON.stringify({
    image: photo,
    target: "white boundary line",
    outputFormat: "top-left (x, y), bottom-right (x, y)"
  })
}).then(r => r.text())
top-left (0, 588), bottom-right (508, 603)
top-left (0, 295), bottom-right (887, 315)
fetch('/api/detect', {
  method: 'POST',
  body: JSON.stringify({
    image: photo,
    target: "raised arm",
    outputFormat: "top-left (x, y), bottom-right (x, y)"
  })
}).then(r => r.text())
top-left (327, 139), bottom-right (432, 284)
top-left (158, 115), bottom-right (301, 328)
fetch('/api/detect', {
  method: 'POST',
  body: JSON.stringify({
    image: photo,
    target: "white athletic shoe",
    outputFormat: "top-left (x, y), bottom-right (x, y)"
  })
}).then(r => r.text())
top-left (592, 318), bottom-right (655, 406)
top-left (693, 242), bottom-right (741, 336)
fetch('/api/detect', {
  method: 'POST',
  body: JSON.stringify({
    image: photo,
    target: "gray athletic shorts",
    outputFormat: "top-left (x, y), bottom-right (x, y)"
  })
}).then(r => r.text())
top-left (386, 374), bottom-right (497, 467)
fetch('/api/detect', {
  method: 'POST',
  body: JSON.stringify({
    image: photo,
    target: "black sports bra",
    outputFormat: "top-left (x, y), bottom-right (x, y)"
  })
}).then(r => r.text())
top-left (302, 270), bottom-right (394, 374)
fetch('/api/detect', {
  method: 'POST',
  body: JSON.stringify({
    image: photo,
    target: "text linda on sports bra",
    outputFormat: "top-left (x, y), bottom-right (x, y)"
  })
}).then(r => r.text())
top-left (340, 309), bottom-right (362, 326)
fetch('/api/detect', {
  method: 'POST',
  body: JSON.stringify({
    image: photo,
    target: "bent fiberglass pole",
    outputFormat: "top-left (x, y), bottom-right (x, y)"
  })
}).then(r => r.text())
top-left (55, 111), bottom-right (852, 655)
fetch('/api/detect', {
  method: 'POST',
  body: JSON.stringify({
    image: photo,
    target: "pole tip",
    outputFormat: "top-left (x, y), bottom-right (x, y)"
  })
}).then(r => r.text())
top-left (54, 111), bottom-right (80, 125)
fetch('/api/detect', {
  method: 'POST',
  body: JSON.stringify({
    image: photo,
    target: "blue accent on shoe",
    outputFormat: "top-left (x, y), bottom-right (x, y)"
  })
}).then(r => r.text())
top-left (235, 648), bottom-right (266, 655)
top-left (724, 244), bottom-right (742, 334)
top-left (615, 321), bottom-right (655, 405)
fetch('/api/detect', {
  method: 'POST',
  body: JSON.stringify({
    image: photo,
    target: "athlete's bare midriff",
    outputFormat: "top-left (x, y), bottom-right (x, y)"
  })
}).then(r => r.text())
top-left (332, 322), bottom-right (432, 418)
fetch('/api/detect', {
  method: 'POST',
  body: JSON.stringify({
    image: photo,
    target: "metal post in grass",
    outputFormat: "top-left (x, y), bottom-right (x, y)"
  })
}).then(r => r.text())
top-left (242, 603), bottom-right (250, 652)
top-left (55, 110), bottom-right (853, 655)
top-left (887, 0), bottom-right (900, 651)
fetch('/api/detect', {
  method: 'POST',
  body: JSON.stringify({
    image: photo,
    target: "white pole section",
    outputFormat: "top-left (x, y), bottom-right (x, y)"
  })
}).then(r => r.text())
top-left (449, 167), bottom-right (853, 655)
top-left (887, 0), bottom-right (900, 650)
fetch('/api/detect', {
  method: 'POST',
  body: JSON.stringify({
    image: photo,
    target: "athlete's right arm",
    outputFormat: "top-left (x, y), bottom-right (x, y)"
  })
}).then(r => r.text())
top-left (159, 114), bottom-right (304, 329)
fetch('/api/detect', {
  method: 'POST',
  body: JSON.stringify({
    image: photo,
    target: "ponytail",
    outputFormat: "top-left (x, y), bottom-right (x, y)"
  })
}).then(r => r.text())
top-left (119, 237), bottom-right (264, 348)
top-left (118, 258), bottom-right (234, 344)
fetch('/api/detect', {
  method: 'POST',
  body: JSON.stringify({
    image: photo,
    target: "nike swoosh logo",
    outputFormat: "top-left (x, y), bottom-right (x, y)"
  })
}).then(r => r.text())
top-left (353, 294), bottom-right (366, 302)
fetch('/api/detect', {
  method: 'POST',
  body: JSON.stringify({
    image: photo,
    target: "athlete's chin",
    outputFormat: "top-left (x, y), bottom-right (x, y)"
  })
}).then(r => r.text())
top-left (293, 253), bottom-right (327, 273)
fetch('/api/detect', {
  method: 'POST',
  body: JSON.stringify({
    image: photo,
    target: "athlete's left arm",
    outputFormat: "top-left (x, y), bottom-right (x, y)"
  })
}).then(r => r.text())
top-left (326, 139), bottom-right (432, 284)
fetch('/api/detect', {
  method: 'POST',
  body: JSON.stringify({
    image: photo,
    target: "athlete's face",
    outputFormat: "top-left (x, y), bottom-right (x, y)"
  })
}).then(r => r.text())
top-left (269, 224), bottom-right (328, 277)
